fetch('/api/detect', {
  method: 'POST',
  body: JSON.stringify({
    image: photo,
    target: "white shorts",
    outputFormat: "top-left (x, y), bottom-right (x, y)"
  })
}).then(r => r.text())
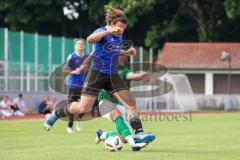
top-left (0, 110), bottom-right (13, 117)
top-left (99, 100), bottom-right (132, 131)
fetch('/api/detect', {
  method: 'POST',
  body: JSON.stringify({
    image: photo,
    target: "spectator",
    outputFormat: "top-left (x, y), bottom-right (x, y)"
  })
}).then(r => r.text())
top-left (38, 96), bottom-right (55, 114)
top-left (0, 95), bottom-right (14, 117)
top-left (13, 93), bottom-right (28, 115)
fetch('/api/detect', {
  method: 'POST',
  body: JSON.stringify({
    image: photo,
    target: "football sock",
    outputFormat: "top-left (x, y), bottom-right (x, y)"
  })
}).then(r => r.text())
top-left (55, 104), bottom-right (72, 118)
top-left (129, 116), bottom-right (144, 134)
top-left (115, 116), bottom-right (131, 138)
top-left (68, 114), bottom-right (74, 128)
top-left (105, 130), bottom-right (118, 139)
top-left (125, 135), bottom-right (135, 146)
top-left (100, 132), bottom-right (107, 140)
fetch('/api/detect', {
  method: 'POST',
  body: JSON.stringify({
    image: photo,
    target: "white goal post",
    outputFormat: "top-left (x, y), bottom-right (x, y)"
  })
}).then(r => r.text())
top-left (131, 73), bottom-right (199, 112)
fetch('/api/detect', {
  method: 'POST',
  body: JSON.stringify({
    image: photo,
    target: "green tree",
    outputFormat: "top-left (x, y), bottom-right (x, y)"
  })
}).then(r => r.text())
top-left (224, 0), bottom-right (240, 19)
top-left (0, 0), bottom-right (65, 34)
top-left (143, 0), bottom-right (240, 48)
top-left (1, 0), bottom-right (240, 48)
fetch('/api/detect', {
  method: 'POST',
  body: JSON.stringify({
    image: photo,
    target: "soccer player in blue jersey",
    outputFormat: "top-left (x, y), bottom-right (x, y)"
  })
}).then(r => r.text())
top-left (45, 6), bottom-right (155, 151)
top-left (45, 38), bottom-right (88, 133)
top-left (63, 38), bottom-right (88, 133)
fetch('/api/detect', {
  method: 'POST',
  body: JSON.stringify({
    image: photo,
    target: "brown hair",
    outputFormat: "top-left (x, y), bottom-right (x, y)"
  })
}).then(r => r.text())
top-left (74, 38), bottom-right (84, 44)
top-left (105, 5), bottom-right (128, 25)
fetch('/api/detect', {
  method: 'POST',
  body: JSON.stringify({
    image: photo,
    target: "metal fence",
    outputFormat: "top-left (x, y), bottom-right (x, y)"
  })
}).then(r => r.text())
top-left (0, 28), bottom-right (155, 92)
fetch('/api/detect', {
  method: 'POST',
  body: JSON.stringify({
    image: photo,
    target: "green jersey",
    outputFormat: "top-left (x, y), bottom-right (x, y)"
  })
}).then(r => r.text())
top-left (97, 66), bottom-right (132, 104)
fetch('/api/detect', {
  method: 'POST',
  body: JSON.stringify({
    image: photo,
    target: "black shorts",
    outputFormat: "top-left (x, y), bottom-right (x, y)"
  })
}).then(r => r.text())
top-left (82, 70), bottom-right (128, 96)
top-left (67, 87), bottom-right (82, 103)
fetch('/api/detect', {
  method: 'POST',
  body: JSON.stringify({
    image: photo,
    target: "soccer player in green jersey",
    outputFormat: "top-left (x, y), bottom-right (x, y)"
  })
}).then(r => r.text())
top-left (95, 54), bottom-right (155, 151)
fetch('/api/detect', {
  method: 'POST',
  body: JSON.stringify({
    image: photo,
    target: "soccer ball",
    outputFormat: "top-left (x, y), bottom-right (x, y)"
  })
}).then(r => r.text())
top-left (104, 136), bottom-right (123, 151)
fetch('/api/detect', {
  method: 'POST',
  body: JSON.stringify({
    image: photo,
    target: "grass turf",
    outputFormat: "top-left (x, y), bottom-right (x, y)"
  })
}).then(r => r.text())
top-left (0, 113), bottom-right (240, 160)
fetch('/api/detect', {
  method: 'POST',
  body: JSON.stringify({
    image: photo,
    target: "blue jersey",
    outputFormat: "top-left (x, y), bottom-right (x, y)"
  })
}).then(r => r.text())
top-left (66, 52), bottom-right (88, 89)
top-left (91, 27), bottom-right (122, 74)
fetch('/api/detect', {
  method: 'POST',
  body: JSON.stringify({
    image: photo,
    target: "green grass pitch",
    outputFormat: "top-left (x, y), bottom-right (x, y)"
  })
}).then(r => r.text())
top-left (0, 113), bottom-right (240, 160)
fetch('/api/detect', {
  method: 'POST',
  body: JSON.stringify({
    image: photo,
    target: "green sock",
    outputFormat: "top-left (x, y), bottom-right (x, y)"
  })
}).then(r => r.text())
top-left (106, 130), bottom-right (118, 139)
top-left (114, 116), bottom-right (131, 138)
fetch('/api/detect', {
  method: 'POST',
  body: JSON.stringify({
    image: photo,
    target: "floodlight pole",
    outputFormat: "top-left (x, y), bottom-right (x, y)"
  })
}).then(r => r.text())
top-left (221, 51), bottom-right (232, 95)
top-left (227, 58), bottom-right (232, 95)
top-left (221, 51), bottom-right (232, 111)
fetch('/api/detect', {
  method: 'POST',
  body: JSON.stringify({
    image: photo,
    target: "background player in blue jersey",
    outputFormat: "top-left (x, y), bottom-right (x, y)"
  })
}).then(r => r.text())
top-left (63, 38), bottom-right (89, 133)
top-left (46, 38), bottom-right (88, 133)
top-left (45, 6), bottom-right (155, 151)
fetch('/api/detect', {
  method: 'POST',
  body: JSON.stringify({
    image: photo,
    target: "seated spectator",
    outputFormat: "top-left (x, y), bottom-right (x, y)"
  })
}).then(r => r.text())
top-left (38, 96), bottom-right (55, 114)
top-left (13, 93), bottom-right (28, 115)
top-left (0, 95), bottom-right (14, 117)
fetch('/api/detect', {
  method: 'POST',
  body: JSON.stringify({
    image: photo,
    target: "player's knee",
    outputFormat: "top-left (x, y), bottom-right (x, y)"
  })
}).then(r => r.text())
top-left (110, 108), bottom-right (121, 121)
top-left (69, 102), bottom-right (87, 114)
top-left (69, 106), bottom-right (79, 114)
top-left (79, 105), bottom-right (90, 114)
top-left (68, 102), bottom-right (77, 114)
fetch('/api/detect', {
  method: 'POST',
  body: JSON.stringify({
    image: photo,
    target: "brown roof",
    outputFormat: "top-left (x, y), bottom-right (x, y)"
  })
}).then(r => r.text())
top-left (156, 43), bottom-right (240, 69)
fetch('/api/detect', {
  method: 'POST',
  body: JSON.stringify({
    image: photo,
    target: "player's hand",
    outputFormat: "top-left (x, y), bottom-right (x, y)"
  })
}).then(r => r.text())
top-left (79, 64), bottom-right (89, 72)
top-left (127, 48), bottom-right (136, 56)
top-left (107, 26), bottom-right (123, 35)
top-left (71, 68), bottom-right (81, 74)
top-left (141, 72), bottom-right (151, 82)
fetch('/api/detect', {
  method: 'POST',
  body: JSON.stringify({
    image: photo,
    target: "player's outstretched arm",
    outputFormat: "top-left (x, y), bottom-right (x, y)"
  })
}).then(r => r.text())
top-left (87, 26), bottom-right (122, 43)
top-left (127, 72), bottom-right (151, 82)
top-left (87, 31), bottom-right (109, 43)
top-left (62, 66), bottom-right (81, 75)
top-left (120, 48), bottom-right (136, 56)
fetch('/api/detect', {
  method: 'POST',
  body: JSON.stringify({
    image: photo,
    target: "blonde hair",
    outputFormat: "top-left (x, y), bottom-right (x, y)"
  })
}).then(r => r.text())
top-left (105, 5), bottom-right (128, 25)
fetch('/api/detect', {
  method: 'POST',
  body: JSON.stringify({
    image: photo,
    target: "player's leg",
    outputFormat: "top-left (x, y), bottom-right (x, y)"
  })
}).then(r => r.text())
top-left (113, 90), bottom-right (155, 144)
top-left (98, 101), bottom-right (147, 150)
top-left (109, 74), bottom-right (155, 143)
top-left (96, 128), bottom-right (146, 151)
top-left (76, 121), bottom-right (81, 131)
top-left (96, 130), bottom-right (117, 142)
top-left (67, 116), bottom-right (74, 133)
top-left (67, 70), bottom-right (103, 115)
top-left (112, 108), bottom-right (146, 150)
top-left (98, 100), bottom-right (131, 141)
top-left (44, 102), bottom-right (61, 131)
top-left (69, 95), bottom-right (96, 113)
top-left (45, 87), bottom-right (75, 131)
top-left (66, 88), bottom-right (81, 133)
top-left (109, 74), bottom-right (142, 133)
top-left (116, 104), bottom-right (156, 144)
top-left (67, 118), bottom-right (81, 132)
top-left (45, 70), bottom-right (100, 130)
top-left (45, 96), bottom-right (96, 131)
top-left (104, 108), bottom-right (132, 143)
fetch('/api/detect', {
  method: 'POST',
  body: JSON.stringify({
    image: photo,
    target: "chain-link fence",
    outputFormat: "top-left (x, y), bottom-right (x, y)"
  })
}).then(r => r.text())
top-left (0, 28), bottom-right (156, 92)
top-left (0, 28), bottom-right (93, 92)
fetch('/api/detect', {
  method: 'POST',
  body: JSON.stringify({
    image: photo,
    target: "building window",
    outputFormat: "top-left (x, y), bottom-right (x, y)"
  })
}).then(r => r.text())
top-left (186, 74), bottom-right (205, 94)
top-left (214, 74), bottom-right (240, 94)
